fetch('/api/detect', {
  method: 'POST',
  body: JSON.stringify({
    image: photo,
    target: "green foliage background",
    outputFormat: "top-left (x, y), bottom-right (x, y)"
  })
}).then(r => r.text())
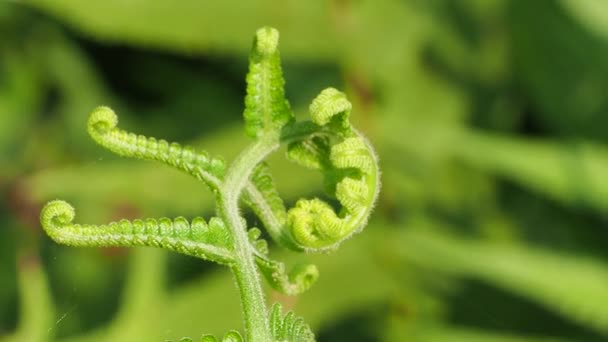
top-left (1, 1), bottom-right (608, 341)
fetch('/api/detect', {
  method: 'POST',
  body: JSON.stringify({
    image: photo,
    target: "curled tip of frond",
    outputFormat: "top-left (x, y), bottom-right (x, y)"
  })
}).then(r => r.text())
top-left (285, 136), bottom-right (379, 251)
top-left (254, 26), bottom-right (279, 56)
top-left (40, 200), bottom-right (234, 264)
top-left (88, 106), bottom-right (117, 135)
top-left (277, 89), bottom-right (379, 252)
top-left (309, 87), bottom-right (352, 129)
top-left (85, 106), bottom-right (224, 187)
top-left (288, 263), bottom-right (319, 292)
top-left (287, 199), bottom-right (343, 250)
top-left (40, 200), bottom-right (75, 232)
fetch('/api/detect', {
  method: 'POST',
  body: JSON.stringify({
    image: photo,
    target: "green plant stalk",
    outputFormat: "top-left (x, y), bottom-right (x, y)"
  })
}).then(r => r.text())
top-left (218, 134), bottom-right (280, 341)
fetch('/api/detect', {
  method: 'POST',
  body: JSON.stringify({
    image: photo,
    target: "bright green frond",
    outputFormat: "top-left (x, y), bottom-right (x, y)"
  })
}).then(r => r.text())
top-left (40, 200), bottom-right (234, 265)
top-left (269, 303), bottom-right (315, 342)
top-left (88, 106), bottom-right (225, 188)
top-left (243, 27), bottom-right (293, 139)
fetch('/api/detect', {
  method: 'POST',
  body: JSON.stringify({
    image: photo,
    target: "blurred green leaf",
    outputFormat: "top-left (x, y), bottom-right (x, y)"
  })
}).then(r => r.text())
top-left (399, 226), bottom-right (608, 334)
top-left (455, 131), bottom-right (608, 213)
top-left (0, 28), bottom-right (43, 166)
top-left (65, 249), bottom-right (167, 342)
top-left (510, 0), bottom-right (608, 141)
top-left (560, 0), bottom-right (608, 41)
top-left (4, 254), bottom-right (54, 342)
top-left (417, 325), bottom-right (569, 342)
top-left (22, 0), bottom-right (338, 60)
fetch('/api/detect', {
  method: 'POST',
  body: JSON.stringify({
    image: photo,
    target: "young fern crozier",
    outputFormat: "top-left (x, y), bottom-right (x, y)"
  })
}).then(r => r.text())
top-left (40, 27), bottom-right (380, 342)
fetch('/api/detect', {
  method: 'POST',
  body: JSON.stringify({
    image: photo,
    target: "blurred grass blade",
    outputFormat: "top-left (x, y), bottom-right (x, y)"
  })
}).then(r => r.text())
top-left (455, 131), bottom-right (608, 212)
top-left (69, 249), bottom-right (167, 342)
top-left (22, 0), bottom-right (337, 60)
top-left (510, 0), bottom-right (608, 141)
top-left (399, 227), bottom-right (608, 334)
top-left (560, 0), bottom-right (608, 41)
top-left (4, 254), bottom-right (55, 342)
top-left (418, 326), bottom-right (569, 342)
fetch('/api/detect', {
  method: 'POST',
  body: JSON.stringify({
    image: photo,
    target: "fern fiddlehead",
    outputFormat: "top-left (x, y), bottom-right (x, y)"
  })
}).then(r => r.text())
top-left (41, 200), bottom-right (234, 264)
top-left (40, 26), bottom-right (378, 341)
top-left (286, 89), bottom-right (380, 251)
top-left (87, 106), bottom-right (225, 189)
top-left (246, 88), bottom-right (380, 252)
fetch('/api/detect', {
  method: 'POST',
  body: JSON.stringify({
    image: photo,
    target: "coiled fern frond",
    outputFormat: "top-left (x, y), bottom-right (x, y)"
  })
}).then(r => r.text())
top-left (88, 106), bottom-right (225, 189)
top-left (41, 200), bottom-right (234, 265)
top-left (246, 88), bottom-right (380, 252)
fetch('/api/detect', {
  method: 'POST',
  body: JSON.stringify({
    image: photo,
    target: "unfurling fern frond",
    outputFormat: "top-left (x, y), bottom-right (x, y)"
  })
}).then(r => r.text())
top-left (270, 303), bottom-right (315, 342)
top-left (287, 90), bottom-right (379, 251)
top-left (307, 87), bottom-right (352, 133)
top-left (246, 88), bottom-right (380, 252)
top-left (40, 200), bottom-right (234, 265)
top-left (88, 106), bottom-right (225, 188)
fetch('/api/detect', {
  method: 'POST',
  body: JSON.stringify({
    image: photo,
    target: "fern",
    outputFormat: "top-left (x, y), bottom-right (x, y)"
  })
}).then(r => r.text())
top-left (87, 106), bottom-right (225, 189)
top-left (269, 303), bottom-right (315, 342)
top-left (41, 200), bottom-right (234, 264)
top-left (179, 304), bottom-right (314, 342)
top-left (39, 27), bottom-right (380, 341)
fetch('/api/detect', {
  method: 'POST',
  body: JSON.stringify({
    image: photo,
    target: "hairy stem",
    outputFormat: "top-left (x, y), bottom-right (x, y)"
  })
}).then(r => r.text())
top-left (218, 134), bottom-right (280, 341)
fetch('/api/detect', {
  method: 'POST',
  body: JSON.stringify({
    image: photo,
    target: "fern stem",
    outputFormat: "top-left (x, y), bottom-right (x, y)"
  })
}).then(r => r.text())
top-left (218, 135), bottom-right (279, 341)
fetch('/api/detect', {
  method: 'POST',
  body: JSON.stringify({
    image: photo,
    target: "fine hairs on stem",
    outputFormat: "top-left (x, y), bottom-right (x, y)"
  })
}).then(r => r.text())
top-left (40, 26), bottom-right (380, 342)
